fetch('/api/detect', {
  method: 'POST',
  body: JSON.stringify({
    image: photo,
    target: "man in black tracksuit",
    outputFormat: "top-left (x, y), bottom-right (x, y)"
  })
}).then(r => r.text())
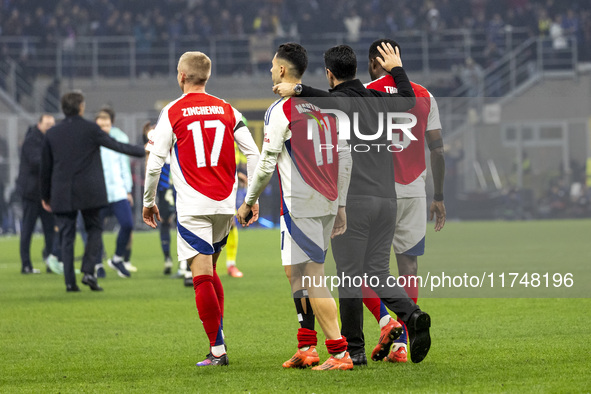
top-left (274, 43), bottom-right (431, 365)
top-left (16, 114), bottom-right (56, 274)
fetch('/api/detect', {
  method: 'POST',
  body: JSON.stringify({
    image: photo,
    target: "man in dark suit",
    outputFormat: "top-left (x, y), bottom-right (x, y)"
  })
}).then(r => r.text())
top-left (40, 91), bottom-right (145, 292)
top-left (16, 114), bottom-right (56, 274)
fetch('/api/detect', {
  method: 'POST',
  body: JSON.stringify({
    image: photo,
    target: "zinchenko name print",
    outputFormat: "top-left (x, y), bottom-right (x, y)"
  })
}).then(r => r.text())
top-left (182, 106), bottom-right (225, 116)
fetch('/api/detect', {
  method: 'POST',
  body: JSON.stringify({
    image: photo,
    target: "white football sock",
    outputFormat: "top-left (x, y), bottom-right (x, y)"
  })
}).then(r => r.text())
top-left (211, 344), bottom-right (226, 357)
top-left (333, 351), bottom-right (346, 359)
top-left (379, 315), bottom-right (392, 329)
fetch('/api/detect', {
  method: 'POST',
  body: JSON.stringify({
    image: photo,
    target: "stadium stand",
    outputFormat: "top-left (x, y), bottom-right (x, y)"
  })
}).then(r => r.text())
top-left (1, 0), bottom-right (590, 84)
top-left (1, 0), bottom-right (590, 230)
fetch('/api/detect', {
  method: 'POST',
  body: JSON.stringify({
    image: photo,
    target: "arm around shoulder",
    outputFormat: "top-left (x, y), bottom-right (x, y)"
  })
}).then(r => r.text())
top-left (96, 126), bottom-right (145, 158)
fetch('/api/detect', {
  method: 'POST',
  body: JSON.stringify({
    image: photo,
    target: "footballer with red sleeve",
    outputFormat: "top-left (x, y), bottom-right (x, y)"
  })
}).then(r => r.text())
top-left (143, 51), bottom-right (260, 367)
top-left (237, 43), bottom-right (354, 371)
top-left (362, 39), bottom-right (446, 364)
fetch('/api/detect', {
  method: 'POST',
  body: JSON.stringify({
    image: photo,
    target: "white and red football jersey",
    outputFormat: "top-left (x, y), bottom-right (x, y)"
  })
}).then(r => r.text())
top-left (365, 76), bottom-right (442, 198)
top-left (263, 97), bottom-right (339, 218)
top-left (148, 92), bottom-right (258, 216)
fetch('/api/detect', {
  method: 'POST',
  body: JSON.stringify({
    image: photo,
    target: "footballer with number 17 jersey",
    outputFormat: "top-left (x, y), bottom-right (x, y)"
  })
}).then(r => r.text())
top-left (144, 51), bottom-right (260, 368)
top-left (145, 92), bottom-right (260, 259)
top-left (146, 93), bottom-right (259, 218)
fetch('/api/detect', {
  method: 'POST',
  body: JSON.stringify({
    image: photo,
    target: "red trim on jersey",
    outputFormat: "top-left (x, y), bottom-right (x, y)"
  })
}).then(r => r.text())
top-left (366, 76), bottom-right (431, 185)
top-left (277, 166), bottom-right (285, 216)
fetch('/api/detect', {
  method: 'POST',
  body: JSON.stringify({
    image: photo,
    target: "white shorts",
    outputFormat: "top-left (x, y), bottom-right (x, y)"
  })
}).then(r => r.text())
top-left (393, 197), bottom-right (426, 256)
top-left (176, 214), bottom-right (234, 260)
top-left (279, 214), bottom-right (335, 266)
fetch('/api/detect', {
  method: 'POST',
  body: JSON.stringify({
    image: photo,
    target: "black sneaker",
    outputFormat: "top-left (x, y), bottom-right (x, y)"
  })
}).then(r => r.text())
top-left (163, 257), bottom-right (173, 275)
top-left (184, 276), bottom-right (194, 287)
top-left (81, 274), bottom-right (104, 291)
top-left (196, 353), bottom-right (229, 366)
top-left (406, 310), bottom-right (431, 363)
top-left (350, 352), bottom-right (367, 366)
top-left (108, 259), bottom-right (130, 278)
top-left (21, 266), bottom-right (41, 274)
top-left (95, 264), bottom-right (106, 278)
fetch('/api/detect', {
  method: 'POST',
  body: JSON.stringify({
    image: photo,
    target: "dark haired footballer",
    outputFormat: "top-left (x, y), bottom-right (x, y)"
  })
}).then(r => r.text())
top-left (237, 43), bottom-right (355, 370)
top-left (361, 38), bottom-right (445, 364)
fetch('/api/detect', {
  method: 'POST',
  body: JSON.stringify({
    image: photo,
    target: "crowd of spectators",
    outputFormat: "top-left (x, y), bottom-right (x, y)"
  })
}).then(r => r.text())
top-left (1, 0), bottom-right (590, 49)
top-left (0, 0), bottom-right (590, 101)
top-left (537, 180), bottom-right (591, 219)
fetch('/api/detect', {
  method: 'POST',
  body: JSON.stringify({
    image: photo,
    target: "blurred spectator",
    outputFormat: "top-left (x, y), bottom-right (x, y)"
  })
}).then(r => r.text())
top-left (550, 15), bottom-right (567, 49)
top-left (487, 13), bottom-right (505, 49)
top-left (344, 9), bottom-right (362, 42)
top-left (134, 15), bottom-right (156, 77)
top-left (484, 41), bottom-right (502, 68)
top-left (498, 188), bottom-right (525, 220)
top-left (385, 11), bottom-right (399, 34)
top-left (460, 57), bottom-right (484, 97)
top-left (538, 8), bottom-right (552, 37)
top-left (470, 0), bottom-right (487, 18)
top-left (44, 77), bottom-right (61, 113)
top-left (425, 2), bottom-right (442, 33)
top-left (562, 9), bottom-right (580, 37)
top-left (539, 180), bottom-right (569, 218)
top-left (401, 8), bottom-right (417, 30)
top-left (253, 7), bottom-right (276, 35)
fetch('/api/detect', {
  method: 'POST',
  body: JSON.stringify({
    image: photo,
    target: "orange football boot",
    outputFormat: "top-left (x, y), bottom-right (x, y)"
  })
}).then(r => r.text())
top-left (311, 352), bottom-right (354, 371)
top-left (385, 344), bottom-right (408, 363)
top-left (282, 346), bottom-right (320, 368)
top-left (371, 318), bottom-right (403, 361)
top-left (227, 265), bottom-right (243, 278)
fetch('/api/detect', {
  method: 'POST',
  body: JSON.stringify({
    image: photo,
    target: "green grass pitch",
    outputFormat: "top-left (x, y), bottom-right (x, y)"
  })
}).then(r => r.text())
top-left (1, 220), bottom-right (590, 393)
